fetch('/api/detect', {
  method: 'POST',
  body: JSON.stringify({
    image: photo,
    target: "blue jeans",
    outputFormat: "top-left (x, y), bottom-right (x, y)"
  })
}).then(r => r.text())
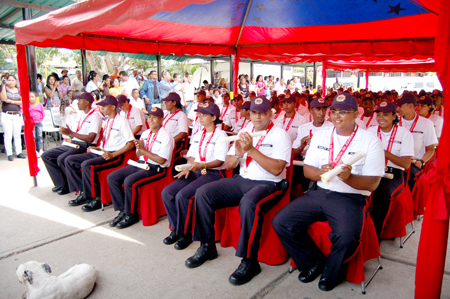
top-left (185, 101), bottom-right (194, 115)
top-left (34, 122), bottom-right (43, 150)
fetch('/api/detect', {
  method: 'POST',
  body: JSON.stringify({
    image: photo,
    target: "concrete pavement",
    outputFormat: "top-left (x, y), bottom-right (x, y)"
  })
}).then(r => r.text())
top-left (0, 150), bottom-right (449, 299)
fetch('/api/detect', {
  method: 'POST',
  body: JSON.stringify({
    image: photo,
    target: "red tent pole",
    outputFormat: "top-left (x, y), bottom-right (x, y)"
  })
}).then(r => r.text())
top-left (321, 60), bottom-right (327, 97)
top-left (365, 71), bottom-right (369, 89)
top-left (16, 44), bottom-right (40, 178)
top-left (415, 0), bottom-right (450, 297)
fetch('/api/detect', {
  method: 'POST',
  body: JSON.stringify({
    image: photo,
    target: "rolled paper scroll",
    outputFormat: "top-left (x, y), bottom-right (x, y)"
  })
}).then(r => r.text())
top-left (293, 160), bottom-right (305, 167)
top-left (89, 149), bottom-right (104, 156)
top-left (320, 151), bottom-right (366, 184)
top-left (62, 141), bottom-right (80, 149)
top-left (219, 131), bottom-right (267, 143)
top-left (127, 159), bottom-right (150, 171)
top-left (175, 164), bottom-right (193, 172)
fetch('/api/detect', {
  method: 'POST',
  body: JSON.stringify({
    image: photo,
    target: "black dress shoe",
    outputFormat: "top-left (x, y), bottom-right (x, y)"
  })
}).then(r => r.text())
top-left (52, 185), bottom-right (63, 192)
top-left (185, 242), bottom-right (218, 269)
top-left (163, 230), bottom-right (179, 245)
top-left (318, 276), bottom-right (340, 292)
top-left (229, 258), bottom-right (261, 286)
top-left (174, 233), bottom-right (193, 250)
top-left (57, 188), bottom-right (70, 195)
top-left (68, 193), bottom-right (92, 206)
top-left (7, 155), bottom-right (13, 161)
top-left (298, 261), bottom-right (325, 283)
top-left (16, 153), bottom-right (26, 159)
top-left (81, 198), bottom-right (101, 212)
top-left (109, 211), bottom-right (126, 227)
top-left (116, 214), bottom-right (139, 229)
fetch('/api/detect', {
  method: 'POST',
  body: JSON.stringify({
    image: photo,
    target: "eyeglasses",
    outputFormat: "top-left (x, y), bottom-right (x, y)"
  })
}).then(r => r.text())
top-left (330, 109), bottom-right (354, 115)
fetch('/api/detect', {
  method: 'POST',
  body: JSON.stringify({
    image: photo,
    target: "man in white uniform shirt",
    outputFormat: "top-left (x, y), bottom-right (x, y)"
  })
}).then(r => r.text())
top-left (232, 101), bottom-right (252, 133)
top-left (42, 93), bottom-right (102, 195)
top-left (185, 96), bottom-right (292, 286)
top-left (119, 71), bottom-right (140, 99)
top-left (273, 93), bottom-right (385, 292)
top-left (118, 95), bottom-right (147, 138)
top-left (360, 94), bottom-right (379, 129)
top-left (107, 107), bottom-right (175, 229)
top-left (182, 73), bottom-right (196, 114)
top-left (395, 92), bottom-right (438, 191)
top-left (274, 94), bottom-right (307, 143)
top-left (65, 95), bottom-right (135, 212)
top-left (130, 88), bottom-right (146, 112)
top-left (294, 92), bottom-right (310, 117)
top-left (219, 92), bottom-right (237, 131)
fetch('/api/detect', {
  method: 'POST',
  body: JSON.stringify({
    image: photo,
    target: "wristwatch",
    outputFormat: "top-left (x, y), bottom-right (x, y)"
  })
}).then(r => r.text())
top-left (234, 153), bottom-right (242, 160)
top-left (420, 159), bottom-right (426, 168)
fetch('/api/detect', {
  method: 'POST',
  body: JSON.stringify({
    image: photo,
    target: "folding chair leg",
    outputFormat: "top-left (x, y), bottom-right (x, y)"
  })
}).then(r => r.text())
top-left (361, 257), bottom-right (382, 294)
top-left (401, 222), bottom-right (415, 248)
top-left (288, 266), bottom-right (296, 274)
top-left (102, 203), bottom-right (104, 211)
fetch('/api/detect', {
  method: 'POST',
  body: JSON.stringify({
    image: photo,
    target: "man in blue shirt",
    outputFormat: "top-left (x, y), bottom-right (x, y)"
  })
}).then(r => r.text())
top-left (140, 70), bottom-right (161, 112)
top-left (159, 70), bottom-right (177, 100)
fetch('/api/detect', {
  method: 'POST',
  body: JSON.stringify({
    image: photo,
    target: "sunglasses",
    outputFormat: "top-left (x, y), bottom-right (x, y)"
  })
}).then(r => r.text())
top-left (330, 109), bottom-right (355, 115)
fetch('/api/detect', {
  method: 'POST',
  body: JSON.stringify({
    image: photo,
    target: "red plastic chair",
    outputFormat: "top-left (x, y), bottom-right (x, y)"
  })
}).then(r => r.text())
top-left (380, 171), bottom-right (415, 248)
top-left (130, 152), bottom-right (175, 226)
top-left (220, 152), bottom-right (294, 265)
top-left (289, 198), bottom-right (382, 294)
top-left (91, 150), bottom-right (137, 210)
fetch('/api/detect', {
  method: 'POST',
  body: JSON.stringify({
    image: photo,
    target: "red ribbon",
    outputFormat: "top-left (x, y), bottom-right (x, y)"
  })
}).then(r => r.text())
top-left (245, 122), bottom-right (274, 169)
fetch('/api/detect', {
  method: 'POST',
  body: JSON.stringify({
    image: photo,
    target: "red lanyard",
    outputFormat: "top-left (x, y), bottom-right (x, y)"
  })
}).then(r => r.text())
top-left (377, 125), bottom-right (398, 166)
top-left (76, 109), bottom-right (95, 133)
top-left (309, 130), bottom-right (313, 138)
top-left (102, 115), bottom-right (117, 148)
top-left (274, 112), bottom-right (281, 120)
top-left (126, 105), bottom-right (132, 119)
top-left (360, 113), bottom-right (374, 129)
top-left (220, 105), bottom-right (229, 119)
top-left (329, 125), bottom-right (359, 168)
top-left (282, 114), bottom-right (295, 132)
top-left (400, 114), bottom-right (419, 133)
top-left (163, 109), bottom-right (180, 127)
top-left (241, 119), bottom-right (249, 130)
top-left (144, 128), bottom-right (159, 162)
top-left (245, 122), bottom-right (274, 169)
top-left (426, 114), bottom-right (431, 119)
top-left (309, 114), bottom-right (312, 122)
top-left (199, 128), bottom-right (216, 162)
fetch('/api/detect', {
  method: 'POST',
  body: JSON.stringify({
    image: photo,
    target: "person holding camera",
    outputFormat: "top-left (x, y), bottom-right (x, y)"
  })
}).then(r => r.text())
top-left (45, 74), bottom-right (63, 109)
top-left (1, 75), bottom-right (25, 161)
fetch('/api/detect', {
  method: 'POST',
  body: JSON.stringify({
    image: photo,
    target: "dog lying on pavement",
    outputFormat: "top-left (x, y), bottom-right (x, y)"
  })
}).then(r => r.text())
top-left (16, 261), bottom-right (97, 299)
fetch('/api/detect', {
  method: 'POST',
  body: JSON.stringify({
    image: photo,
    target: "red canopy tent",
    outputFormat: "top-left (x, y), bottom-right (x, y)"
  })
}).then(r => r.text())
top-left (12, 0), bottom-right (449, 297)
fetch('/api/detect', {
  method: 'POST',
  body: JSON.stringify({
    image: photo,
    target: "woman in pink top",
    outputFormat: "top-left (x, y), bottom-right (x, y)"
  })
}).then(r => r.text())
top-left (29, 91), bottom-right (45, 156)
top-left (255, 75), bottom-right (266, 97)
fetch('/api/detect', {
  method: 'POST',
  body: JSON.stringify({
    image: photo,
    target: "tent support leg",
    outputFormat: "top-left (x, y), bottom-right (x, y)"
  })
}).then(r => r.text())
top-left (313, 62), bottom-right (317, 89)
top-left (33, 176), bottom-right (38, 187)
top-left (210, 58), bottom-right (215, 86)
top-left (81, 49), bottom-right (87, 85)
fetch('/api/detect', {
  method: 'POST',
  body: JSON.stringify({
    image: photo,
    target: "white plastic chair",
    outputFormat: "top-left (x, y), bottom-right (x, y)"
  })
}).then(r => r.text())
top-left (42, 110), bottom-right (60, 149)
top-left (50, 107), bottom-right (63, 127)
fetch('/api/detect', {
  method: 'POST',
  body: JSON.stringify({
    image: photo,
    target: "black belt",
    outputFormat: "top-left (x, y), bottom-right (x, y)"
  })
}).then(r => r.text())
top-left (385, 166), bottom-right (404, 177)
top-left (3, 111), bottom-right (20, 115)
top-left (135, 160), bottom-right (164, 172)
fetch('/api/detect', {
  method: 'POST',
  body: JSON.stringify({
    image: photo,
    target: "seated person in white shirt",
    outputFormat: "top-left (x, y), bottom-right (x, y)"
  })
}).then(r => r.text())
top-left (360, 94), bottom-right (379, 129)
top-left (185, 96), bottom-right (291, 286)
top-left (119, 71), bottom-right (140, 99)
top-left (42, 93), bottom-right (102, 195)
top-left (293, 92), bottom-right (310, 117)
top-left (232, 101), bottom-right (252, 134)
top-left (161, 92), bottom-right (189, 152)
top-left (161, 102), bottom-right (229, 251)
top-left (431, 90), bottom-right (444, 117)
top-left (107, 107), bottom-right (175, 229)
top-left (367, 101), bottom-right (414, 240)
top-left (130, 88), bottom-right (146, 114)
top-left (395, 92), bottom-right (438, 192)
top-left (65, 95), bottom-right (135, 212)
top-left (271, 95), bottom-right (283, 120)
top-left (219, 92), bottom-right (237, 131)
top-left (117, 95), bottom-right (147, 138)
top-left (416, 95), bottom-right (443, 141)
top-left (274, 94), bottom-right (307, 143)
top-left (273, 93), bottom-right (385, 292)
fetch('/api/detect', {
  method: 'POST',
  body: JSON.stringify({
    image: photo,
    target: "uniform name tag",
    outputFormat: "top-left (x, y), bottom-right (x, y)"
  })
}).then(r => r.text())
top-left (210, 142), bottom-right (216, 145)
top-left (394, 140), bottom-right (402, 144)
top-left (260, 144), bottom-right (273, 148)
top-left (155, 140), bottom-right (162, 144)
top-left (318, 146), bottom-right (329, 151)
top-left (111, 128), bottom-right (119, 131)
top-left (193, 141), bottom-right (199, 144)
top-left (348, 152), bottom-right (356, 155)
top-left (292, 126), bottom-right (299, 129)
top-left (412, 131), bottom-right (423, 134)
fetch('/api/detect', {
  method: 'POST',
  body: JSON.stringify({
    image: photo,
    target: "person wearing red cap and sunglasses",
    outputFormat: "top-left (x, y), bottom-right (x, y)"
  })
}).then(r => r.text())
top-left (273, 93), bottom-right (385, 292)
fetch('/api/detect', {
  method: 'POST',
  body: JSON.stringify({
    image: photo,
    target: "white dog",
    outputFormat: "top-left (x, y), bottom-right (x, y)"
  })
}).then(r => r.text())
top-left (16, 261), bottom-right (97, 299)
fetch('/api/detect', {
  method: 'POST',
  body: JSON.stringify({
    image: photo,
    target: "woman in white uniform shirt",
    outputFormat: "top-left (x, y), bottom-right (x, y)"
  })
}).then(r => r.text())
top-left (416, 95), bottom-right (443, 141)
top-left (161, 92), bottom-right (189, 152)
top-left (117, 95), bottom-right (147, 138)
top-left (107, 107), bottom-right (175, 229)
top-left (368, 101), bottom-right (415, 241)
top-left (161, 102), bottom-right (229, 251)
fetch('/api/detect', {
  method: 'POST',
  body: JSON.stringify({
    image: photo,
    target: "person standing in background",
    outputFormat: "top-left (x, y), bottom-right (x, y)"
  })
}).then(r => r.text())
top-left (71, 70), bottom-right (84, 92)
top-left (29, 91), bottom-right (45, 157)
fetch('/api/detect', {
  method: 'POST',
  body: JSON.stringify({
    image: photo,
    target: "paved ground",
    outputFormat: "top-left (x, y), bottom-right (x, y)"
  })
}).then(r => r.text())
top-left (1, 145), bottom-right (449, 299)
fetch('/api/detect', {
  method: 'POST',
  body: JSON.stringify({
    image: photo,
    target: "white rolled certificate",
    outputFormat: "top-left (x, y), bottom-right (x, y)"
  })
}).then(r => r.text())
top-left (383, 173), bottom-right (394, 179)
top-left (127, 159), bottom-right (150, 171)
top-left (175, 164), bottom-right (193, 172)
top-left (219, 131), bottom-right (267, 143)
top-left (293, 160), bottom-right (305, 167)
top-left (320, 151), bottom-right (366, 184)
top-left (89, 149), bottom-right (104, 156)
top-left (62, 141), bottom-right (80, 149)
